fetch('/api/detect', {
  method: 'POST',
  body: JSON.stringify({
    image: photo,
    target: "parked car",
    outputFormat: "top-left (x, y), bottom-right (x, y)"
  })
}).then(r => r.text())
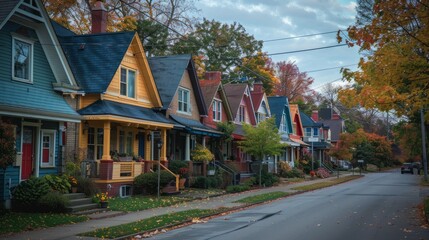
top-left (401, 163), bottom-right (414, 174)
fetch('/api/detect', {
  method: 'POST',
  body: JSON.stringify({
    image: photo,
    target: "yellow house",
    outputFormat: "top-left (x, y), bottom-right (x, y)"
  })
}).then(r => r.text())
top-left (57, 28), bottom-right (175, 195)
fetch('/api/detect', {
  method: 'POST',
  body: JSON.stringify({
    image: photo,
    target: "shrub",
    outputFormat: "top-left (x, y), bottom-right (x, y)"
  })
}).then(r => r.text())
top-left (280, 168), bottom-right (305, 178)
top-left (42, 174), bottom-right (71, 194)
top-left (191, 144), bottom-right (214, 162)
top-left (168, 160), bottom-right (189, 177)
top-left (191, 176), bottom-right (222, 189)
top-left (316, 168), bottom-right (331, 178)
top-left (134, 171), bottom-right (175, 194)
top-left (226, 184), bottom-right (250, 193)
top-left (12, 177), bottom-right (50, 212)
top-left (255, 166), bottom-right (280, 187)
top-left (76, 176), bottom-right (98, 197)
top-left (38, 192), bottom-right (69, 213)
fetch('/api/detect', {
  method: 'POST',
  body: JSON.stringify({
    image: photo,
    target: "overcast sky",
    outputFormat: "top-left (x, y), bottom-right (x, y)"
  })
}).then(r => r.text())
top-left (194, 0), bottom-right (361, 91)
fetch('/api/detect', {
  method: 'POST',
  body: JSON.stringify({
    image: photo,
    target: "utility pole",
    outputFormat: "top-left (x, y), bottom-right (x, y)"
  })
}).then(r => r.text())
top-left (420, 108), bottom-right (428, 182)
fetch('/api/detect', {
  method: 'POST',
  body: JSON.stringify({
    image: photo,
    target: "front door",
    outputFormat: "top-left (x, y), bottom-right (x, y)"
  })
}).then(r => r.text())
top-left (22, 126), bottom-right (34, 180)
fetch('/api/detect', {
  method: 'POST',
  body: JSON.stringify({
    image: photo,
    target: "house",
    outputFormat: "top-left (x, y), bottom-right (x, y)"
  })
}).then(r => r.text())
top-left (0, 0), bottom-right (81, 207)
top-left (199, 71), bottom-right (234, 161)
top-left (55, 2), bottom-right (175, 196)
top-left (223, 83), bottom-right (257, 172)
top-left (250, 81), bottom-right (271, 124)
top-left (267, 96), bottom-right (297, 168)
top-left (313, 107), bottom-right (344, 149)
top-left (148, 55), bottom-right (223, 170)
top-left (300, 111), bottom-right (332, 168)
top-left (288, 104), bottom-right (308, 166)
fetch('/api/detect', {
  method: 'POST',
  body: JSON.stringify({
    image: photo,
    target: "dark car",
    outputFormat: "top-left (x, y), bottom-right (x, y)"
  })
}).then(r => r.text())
top-left (401, 163), bottom-right (413, 174)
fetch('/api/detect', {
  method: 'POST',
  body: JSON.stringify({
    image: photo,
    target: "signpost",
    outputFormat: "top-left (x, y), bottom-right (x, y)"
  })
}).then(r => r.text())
top-left (357, 159), bottom-right (364, 175)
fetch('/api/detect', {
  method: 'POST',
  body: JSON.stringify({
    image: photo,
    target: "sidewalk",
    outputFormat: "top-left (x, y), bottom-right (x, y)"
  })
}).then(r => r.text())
top-left (3, 172), bottom-right (356, 240)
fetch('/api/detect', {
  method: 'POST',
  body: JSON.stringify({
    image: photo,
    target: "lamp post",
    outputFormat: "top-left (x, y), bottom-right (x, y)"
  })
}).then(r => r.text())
top-left (157, 140), bottom-right (163, 199)
top-left (421, 109), bottom-right (428, 182)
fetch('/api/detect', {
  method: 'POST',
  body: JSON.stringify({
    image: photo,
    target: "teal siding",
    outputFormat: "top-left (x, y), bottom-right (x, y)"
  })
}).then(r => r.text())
top-left (0, 166), bottom-right (20, 201)
top-left (0, 21), bottom-right (78, 117)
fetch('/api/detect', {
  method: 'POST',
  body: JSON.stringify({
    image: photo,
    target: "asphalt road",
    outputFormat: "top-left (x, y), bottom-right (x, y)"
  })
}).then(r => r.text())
top-left (151, 170), bottom-right (429, 240)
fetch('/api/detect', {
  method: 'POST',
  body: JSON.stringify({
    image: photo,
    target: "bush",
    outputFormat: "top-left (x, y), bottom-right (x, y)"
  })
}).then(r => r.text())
top-left (76, 176), bottom-right (98, 197)
top-left (254, 166), bottom-right (280, 187)
top-left (134, 171), bottom-right (175, 194)
top-left (280, 168), bottom-right (305, 178)
top-left (12, 177), bottom-right (50, 212)
top-left (38, 192), bottom-right (69, 213)
top-left (191, 176), bottom-right (222, 189)
top-left (168, 160), bottom-right (189, 175)
top-left (316, 168), bottom-right (331, 178)
top-left (42, 174), bottom-right (71, 194)
top-left (226, 184), bottom-right (250, 193)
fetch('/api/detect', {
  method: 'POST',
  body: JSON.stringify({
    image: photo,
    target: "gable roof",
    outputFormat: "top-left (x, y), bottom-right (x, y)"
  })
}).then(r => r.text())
top-left (199, 79), bottom-right (233, 121)
top-left (267, 96), bottom-right (291, 131)
top-left (319, 119), bottom-right (343, 141)
top-left (300, 112), bottom-right (323, 128)
top-left (58, 31), bottom-right (135, 93)
top-left (223, 83), bottom-right (248, 119)
top-left (148, 55), bottom-right (207, 115)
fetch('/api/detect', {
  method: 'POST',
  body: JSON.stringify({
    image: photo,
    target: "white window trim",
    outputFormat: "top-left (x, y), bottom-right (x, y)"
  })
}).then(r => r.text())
top-left (177, 87), bottom-right (191, 114)
top-left (12, 35), bottom-right (34, 83)
top-left (213, 98), bottom-right (222, 122)
top-left (40, 129), bottom-right (56, 168)
top-left (119, 67), bottom-right (136, 99)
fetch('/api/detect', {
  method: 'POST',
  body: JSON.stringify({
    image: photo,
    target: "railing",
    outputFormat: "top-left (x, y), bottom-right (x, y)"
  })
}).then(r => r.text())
top-left (214, 161), bottom-right (239, 185)
top-left (224, 160), bottom-right (250, 173)
top-left (145, 160), bottom-right (179, 192)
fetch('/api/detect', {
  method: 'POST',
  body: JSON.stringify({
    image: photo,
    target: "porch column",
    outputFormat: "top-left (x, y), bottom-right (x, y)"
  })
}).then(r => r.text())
top-left (102, 121), bottom-right (111, 160)
top-left (202, 136), bottom-right (206, 147)
top-left (161, 128), bottom-right (167, 162)
top-left (185, 133), bottom-right (190, 161)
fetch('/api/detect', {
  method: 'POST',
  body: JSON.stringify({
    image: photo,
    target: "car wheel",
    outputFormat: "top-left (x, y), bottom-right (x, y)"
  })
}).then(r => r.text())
top-left (401, 171), bottom-right (404, 174)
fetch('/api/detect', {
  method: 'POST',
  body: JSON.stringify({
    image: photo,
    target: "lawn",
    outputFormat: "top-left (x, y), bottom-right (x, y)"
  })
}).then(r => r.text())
top-left (108, 195), bottom-right (190, 212)
top-left (291, 175), bottom-right (361, 191)
top-left (234, 191), bottom-right (289, 204)
top-left (79, 209), bottom-right (223, 238)
top-left (0, 211), bottom-right (88, 235)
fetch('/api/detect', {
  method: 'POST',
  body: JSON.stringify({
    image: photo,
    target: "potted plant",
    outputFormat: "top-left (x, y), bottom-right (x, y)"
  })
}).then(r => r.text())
top-left (68, 176), bottom-right (78, 193)
top-left (178, 167), bottom-right (189, 189)
top-left (94, 192), bottom-right (111, 208)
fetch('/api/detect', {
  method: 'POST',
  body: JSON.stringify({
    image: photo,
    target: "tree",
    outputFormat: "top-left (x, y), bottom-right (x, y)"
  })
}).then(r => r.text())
top-left (43, 0), bottom-right (198, 35)
top-left (135, 19), bottom-right (169, 56)
top-left (337, 0), bottom-right (429, 118)
top-left (171, 19), bottom-right (265, 81)
top-left (393, 120), bottom-right (422, 162)
top-left (273, 61), bottom-right (314, 102)
top-left (0, 122), bottom-right (16, 171)
top-left (240, 117), bottom-right (283, 186)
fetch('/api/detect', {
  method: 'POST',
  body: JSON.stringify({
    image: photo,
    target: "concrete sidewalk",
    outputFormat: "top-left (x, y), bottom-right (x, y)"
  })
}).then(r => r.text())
top-left (2, 172), bottom-right (357, 240)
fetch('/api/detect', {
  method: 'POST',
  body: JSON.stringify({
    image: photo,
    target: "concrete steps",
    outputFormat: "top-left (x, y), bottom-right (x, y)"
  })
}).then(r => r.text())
top-left (64, 193), bottom-right (99, 213)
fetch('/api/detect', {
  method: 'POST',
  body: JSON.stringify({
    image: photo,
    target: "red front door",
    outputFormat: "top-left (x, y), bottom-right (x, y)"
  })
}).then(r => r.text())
top-left (22, 127), bottom-right (34, 180)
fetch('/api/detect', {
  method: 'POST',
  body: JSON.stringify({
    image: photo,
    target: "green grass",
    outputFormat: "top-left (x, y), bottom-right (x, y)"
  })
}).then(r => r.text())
top-left (108, 195), bottom-right (189, 212)
top-left (234, 191), bottom-right (289, 204)
top-left (0, 211), bottom-right (88, 235)
top-left (291, 175), bottom-right (361, 191)
top-left (79, 209), bottom-right (223, 238)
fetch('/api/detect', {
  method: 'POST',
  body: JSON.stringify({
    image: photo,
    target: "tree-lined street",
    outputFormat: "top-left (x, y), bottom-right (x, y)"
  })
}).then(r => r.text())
top-left (152, 171), bottom-right (429, 240)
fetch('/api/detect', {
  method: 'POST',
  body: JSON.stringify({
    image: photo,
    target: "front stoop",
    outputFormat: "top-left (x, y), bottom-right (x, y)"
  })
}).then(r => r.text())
top-left (64, 193), bottom-right (99, 213)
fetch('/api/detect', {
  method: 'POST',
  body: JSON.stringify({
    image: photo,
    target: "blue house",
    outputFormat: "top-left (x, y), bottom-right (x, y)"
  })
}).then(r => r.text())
top-left (0, 0), bottom-right (81, 207)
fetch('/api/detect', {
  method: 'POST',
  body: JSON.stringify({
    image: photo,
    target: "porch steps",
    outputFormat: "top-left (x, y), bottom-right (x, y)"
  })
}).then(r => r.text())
top-left (64, 193), bottom-right (99, 213)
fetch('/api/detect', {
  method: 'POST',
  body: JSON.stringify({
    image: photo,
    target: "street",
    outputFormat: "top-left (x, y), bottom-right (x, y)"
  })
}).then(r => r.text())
top-left (151, 170), bottom-right (429, 240)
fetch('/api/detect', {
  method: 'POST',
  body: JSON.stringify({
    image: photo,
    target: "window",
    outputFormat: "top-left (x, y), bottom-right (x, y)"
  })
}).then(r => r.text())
top-left (119, 129), bottom-right (134, 155)
top-left (40, 130), bottom-right (56, 167)
top-left (178, 88), bottom-right (190, 113)
top-left (87, 127), bottom-right (104, 160)
top-left (280, 114), bottom-right (288, 133)
top-left (313, 128), bottom-right (319, 136)
top-left (305, 128), bottom-right (312, 137)
top-left (238, 105), bottom-right (245, 122)
top-left (120, 185), bottom-right (132, 198)
top-left (120, 67), bottom-right (135, 98)
top-left (13, 37), bottom-right (33, 82)
top-left (213, 99), bottom-right (222, 121)
top-left (258, 113), bottom-right (266, 123)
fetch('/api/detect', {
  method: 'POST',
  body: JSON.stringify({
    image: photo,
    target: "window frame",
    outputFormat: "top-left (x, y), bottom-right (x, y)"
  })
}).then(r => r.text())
top-left (213, 99), bottom-right (222, 122)
top-left (238, 105), bottom-right (245, 123)
top-left (120, 67), bottom-right (136, 98)
top-left (305, 127), bottom-right (312, 137)
top-left (40, 130), bottom-right (56, 168)
top-left (12, 36), bottom-right (34, 83)
top-left (178, 87), bottom-right (191, 114)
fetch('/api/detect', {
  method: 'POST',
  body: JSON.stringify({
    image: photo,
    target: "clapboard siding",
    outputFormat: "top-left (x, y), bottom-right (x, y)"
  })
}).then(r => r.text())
top-left (0, 166), bottom-right (20, 201)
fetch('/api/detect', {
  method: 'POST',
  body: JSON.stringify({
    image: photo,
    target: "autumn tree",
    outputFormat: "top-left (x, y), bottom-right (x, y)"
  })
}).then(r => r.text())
top-left (337, 0), bottom-right (429, 117)
top-left (273, 61), bottom-right (314, 102)
top-left (0, 122), bottom-right (16, 171)
top-left (393, 120), bottom-right (422, 162)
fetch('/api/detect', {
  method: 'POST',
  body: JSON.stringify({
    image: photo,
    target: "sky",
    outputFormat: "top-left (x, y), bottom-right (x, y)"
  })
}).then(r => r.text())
top-left (194, 0), bottom-right (361, 92)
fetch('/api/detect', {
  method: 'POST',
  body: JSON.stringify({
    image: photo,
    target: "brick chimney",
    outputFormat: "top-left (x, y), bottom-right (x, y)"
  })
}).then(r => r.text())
top-left (311, 110), bottom-right (319, 121)
top-left (91, 1), bottom-right (107, 34)
top-left (204, 71), bottom-right (222, 83)
top-left (252, 81), bottom-right (264, 93)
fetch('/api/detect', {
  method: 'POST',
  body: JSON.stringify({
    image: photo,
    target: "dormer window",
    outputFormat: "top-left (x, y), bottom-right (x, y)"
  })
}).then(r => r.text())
top-left (178, 87), bottom-right (190, 113)
top-left (12, 37), bottom-right (33, 83)
top-left (120, 67), bottom-right (135, 98)
top-left (238, 105), bottom-right (245, 123)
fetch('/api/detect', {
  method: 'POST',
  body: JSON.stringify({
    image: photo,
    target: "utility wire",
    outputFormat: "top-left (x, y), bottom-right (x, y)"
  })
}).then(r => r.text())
top-left (267, 44), bottom-right (348, 56)
top-left (263, 30), bottom-right (340, 42)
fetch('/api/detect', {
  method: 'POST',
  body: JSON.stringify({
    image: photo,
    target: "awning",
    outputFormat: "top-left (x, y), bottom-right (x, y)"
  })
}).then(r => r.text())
top-left (290, 138), bottom-right (309, 146)
top-left (170, 114), bottom-right (223, 137)
top-left (280, 139), bottom-right (299, 147)
top-left (306, 141), bottom-right (333, 149)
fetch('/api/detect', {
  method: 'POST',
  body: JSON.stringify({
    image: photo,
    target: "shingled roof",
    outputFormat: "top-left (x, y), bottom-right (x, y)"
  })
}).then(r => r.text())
top-left (223, 83), bottom-right (248, 119)
top-left (58, 31), bottom-right (135, 93)
top-left (267, 96), bottom-right (292, 132)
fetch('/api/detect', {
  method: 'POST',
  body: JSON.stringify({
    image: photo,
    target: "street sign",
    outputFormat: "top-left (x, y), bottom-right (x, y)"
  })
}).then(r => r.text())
top-left (308, 137), bottom-right (318, 142)
top-left (357, 160), bottom-right (364, 163)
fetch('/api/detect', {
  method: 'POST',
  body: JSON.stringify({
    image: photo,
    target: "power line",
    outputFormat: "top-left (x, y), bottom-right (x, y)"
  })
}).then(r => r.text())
top-left (304, 64), bottom-right (357, 73)
top-left (267, 44), bottom-right (348, 56)
top-left (263, 30), bottom-right (340, 43)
